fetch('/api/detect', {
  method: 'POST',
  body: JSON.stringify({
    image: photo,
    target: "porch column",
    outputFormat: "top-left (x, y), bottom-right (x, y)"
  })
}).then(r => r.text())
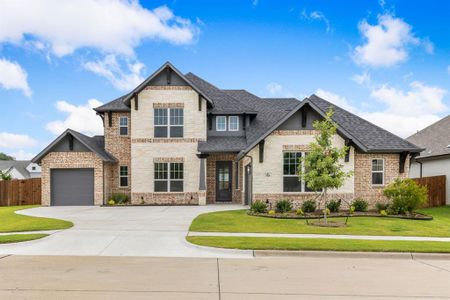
top-left (198, 154), bottom-right (208, 205)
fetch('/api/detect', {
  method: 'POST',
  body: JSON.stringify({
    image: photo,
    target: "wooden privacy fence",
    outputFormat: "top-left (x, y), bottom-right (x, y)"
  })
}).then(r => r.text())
top-left (0, 178), bottom-right (41, 206)
top-left (412, 175), bottom-right (446, 208)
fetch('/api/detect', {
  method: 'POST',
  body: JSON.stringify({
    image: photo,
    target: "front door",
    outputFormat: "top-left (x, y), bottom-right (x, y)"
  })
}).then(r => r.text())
top-left (216, 161), bottom-right (232, 202)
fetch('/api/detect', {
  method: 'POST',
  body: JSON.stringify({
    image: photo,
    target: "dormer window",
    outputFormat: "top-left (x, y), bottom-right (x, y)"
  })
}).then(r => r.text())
top-left (216, 116), bottom-right (227, 131)
top-left (228, 116), bottom-right (239, 131)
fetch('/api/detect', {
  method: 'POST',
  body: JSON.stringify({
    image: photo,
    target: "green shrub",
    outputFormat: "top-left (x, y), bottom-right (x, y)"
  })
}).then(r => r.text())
top-left (301, 200), bottom-right (317, 213)
top-left (250, 200), bottom-right (267, 213)
top-left (352, 198), bottom-right (369, 212)
top-left (268, 210), bottom-right (276, 215)
top-left (375, 202), bottom-right (390, 212)
top-left (108, 199), bottom-right (115, 205)
top-left (326, 199), bottom-right (341, 212)
top-left (296, 209), bottom-right (304, 216)
top-left (111, 193), bottom-right (129, 204)
top-left (380, 210), bottom-right (388, 216)
top-left (383, 178), bottom-right (427, 214)
top-left (323, 208), bottom-right (330, 215)
top-left (276, 199), bottom-right (293, 213)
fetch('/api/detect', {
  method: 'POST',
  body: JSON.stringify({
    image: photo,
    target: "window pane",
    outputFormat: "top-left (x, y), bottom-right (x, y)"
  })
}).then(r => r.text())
top-left (120, 126), bottom-right (128, 136)
top-left (119, 117), bottom-right (128, 126)
top-left (154, 126), bottom-right (168, 138)
top-left (372, 173), bottom-right (383, 185)
top-left (170, 163), bottom-right (183, 179)
top-left (154, 163), bottom-right (168, 179)
top-left (229, 116), bottom-right (239, 131)
top-left (155, 181), bottom-right (168, 192)
top-left (216, 116), bottom-right (227, 131)
top-left (170, 180), bottom-right (183, 192)
top-left (283, 152), bottom-right (301, 175)
top-left (372, 159), bottom-right (383, 171)
top-left (154, 109), bottom-right (168, 125)
top-left (283, 177), bottom-right (302, 192)
top-left (170, 126), bottom-right (183, 138)
top-left (120, 177), bottom-right (128, 187)
top-left (120, 166), bottom-right (128, 176)
top-left (170, 109), bottom-right (184, 126)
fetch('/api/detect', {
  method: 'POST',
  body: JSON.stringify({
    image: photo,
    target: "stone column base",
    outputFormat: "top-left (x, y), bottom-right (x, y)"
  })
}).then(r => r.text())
top-left (198, 191), bottom-right (206, 206)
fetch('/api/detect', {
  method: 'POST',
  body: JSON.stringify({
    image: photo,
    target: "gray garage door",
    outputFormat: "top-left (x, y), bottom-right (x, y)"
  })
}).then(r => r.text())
top-left (51, 169), bottom-right (94, 206)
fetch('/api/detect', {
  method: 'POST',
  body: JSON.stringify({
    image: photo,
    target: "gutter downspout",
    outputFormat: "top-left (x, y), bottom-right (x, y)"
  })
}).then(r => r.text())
top-left (418, 161), bottom-right (423, 178)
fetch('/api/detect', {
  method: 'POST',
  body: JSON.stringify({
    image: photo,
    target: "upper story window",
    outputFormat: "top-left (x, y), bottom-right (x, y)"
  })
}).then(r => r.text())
top-left (216, 116), bottom-right (227, 131)
top-left (371, 159), bottom-right (384, 186)
top-left (119, 116), bottom-right (128, 136)
top-left (228, 116), bottom-right (239, 131)
top-left (154, 108), bottom-right (184, 138)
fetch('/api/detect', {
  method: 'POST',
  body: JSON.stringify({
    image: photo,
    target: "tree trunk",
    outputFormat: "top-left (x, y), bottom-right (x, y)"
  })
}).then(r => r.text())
top-left (323, 187), bottom-right (328, 224)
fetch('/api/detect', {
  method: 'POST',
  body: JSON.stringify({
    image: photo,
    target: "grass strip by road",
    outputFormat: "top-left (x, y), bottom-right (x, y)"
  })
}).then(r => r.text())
top-left (187, 236), bottom-right (450, 253)
top-left (0, 206), bottom-right (73, 233)
top-left (189, 206), bottom-right (450, 237)
top-left (0, 234), bottom-right (48, 244)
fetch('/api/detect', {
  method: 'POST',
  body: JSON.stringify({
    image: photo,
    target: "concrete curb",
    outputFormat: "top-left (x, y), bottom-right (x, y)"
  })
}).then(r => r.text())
top-left (254, 250), bottom-right (450, 260)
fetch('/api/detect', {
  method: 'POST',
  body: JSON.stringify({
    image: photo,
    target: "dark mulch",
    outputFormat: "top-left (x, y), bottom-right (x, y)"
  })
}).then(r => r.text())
top-left (247, 210), bottom-right (433, 220)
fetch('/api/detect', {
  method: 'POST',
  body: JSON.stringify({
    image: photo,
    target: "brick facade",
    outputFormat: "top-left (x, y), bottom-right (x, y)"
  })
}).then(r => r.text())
top-left (104, 112), bottom-right (131, 201)
top-left (41, 152), bottom-right (104, 206)
top-left (206, 153), bottom-right (243, 204)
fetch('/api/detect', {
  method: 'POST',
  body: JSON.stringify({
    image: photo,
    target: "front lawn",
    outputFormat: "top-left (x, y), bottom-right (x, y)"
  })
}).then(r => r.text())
top-left (0, 206), bottom-right (73, 233)
top-left (0, 234), bottom-right (48, 244)
top-left (189, 206), bottom-right (450, 237)
top-left (187, 236), bottom-right (450, 253)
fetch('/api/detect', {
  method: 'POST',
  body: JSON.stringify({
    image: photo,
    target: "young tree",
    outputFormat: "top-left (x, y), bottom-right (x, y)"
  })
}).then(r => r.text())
top-left (298, 108), bottom-right (353, 224)
top-left (0, 170), bottom-right (12, 181)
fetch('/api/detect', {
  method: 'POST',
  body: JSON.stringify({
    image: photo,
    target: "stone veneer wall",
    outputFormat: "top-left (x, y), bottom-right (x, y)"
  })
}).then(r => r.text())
top-left (354, 151), bottom-right (409, 205)
top-left (206, 153), bottom-right (243, 204)
top-left (103, 112), bottom-right (131, 201)
top-left (130, 86), bottom-right (208, 205)
top-left (40, 152), bottom-right (104, 206)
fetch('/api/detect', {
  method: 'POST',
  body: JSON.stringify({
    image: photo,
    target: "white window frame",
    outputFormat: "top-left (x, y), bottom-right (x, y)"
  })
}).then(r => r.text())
top-left (154, 162), bottom-right (184, 192)
top-left (154, 108), bottom-right (184, 138)
top-left (228, 116), bottom-right (239, 131)
top-left (283, 151), bottom-right (303, 192)
top-left (371, 158), bottom-right (385, 186)
top-left (216, 116), bottom-right (227, 131)
top-left (119, 116), bottom-right (129, 136)
top-left (119, 165), bottom-right (129, 187)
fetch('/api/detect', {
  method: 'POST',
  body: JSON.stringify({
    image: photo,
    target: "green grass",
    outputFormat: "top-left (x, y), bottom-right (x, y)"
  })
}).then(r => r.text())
top-left (189, 206), bottom-right (450, 237)
top-left (0, 206), bottom-right (73, 233)
top-left (0, 234), bottom-right (48, 244)
top-left (187, 236), bottom-right (450, 253)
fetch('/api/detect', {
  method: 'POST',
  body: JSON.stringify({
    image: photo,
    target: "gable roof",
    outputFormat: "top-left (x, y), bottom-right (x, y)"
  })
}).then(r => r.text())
top-left (407, 115), bottom-right (450, 159)
top-left (32, 129), bottom-right (116, 163)
top-left (0, 160), bottom-right (33, 178)
top-left (94, 94), bottom-right (130, 113)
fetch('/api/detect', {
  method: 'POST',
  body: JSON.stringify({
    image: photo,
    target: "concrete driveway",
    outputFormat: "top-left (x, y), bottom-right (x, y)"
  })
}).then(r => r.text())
top-left (0, 205), bottom-right (252, 258)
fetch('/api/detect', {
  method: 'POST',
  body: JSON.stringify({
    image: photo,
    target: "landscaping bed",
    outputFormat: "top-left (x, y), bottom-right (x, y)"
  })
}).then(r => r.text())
top-left (247, 210), bottom-right (433, 220)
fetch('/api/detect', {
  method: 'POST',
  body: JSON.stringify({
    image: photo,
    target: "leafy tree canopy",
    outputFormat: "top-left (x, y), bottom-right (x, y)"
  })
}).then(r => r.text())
top-left (0, 152), bottom-right (14, 160)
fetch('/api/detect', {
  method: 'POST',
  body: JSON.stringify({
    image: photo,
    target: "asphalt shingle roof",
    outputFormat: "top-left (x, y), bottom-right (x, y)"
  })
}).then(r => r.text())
top-left (0, 160), bottom-right (32, 178)
top-left (406, 115), bottom-right (450, 159)
top-left (91, 63), bottom-right (420, 155)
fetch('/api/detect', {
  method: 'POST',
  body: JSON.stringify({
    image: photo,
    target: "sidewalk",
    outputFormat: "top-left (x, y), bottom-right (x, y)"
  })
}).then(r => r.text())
top-left (188, 231), bottom-right (450, 242)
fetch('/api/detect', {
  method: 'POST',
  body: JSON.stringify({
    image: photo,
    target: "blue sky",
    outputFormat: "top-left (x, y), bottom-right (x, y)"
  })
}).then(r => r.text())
top-left (0, 0), bottom-right (449, 159)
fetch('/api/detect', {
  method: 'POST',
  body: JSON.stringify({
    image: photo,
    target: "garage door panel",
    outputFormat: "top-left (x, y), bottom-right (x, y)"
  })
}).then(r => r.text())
top-left (51, 169), bottom-right (94, 206)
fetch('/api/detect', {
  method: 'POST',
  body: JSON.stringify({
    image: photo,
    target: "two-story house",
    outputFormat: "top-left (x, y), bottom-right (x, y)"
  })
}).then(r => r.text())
top-left (32, 62), bottom-right (422, 207)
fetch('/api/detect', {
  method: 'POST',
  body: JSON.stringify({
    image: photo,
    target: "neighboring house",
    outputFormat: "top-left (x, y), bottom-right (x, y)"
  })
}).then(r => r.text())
top-left (0, 160), bottom-right (41, 179)
top-left (32, 62), bottom-right (421, 206)
top-left (407, 115), bottom-right (450, 204)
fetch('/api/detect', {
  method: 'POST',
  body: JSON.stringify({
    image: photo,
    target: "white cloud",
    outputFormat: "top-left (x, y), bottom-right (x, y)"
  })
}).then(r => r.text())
top-left (316, 81), bottom-right (448, 137)
top-left (0, 1), bottom-right (199, 57)
top-left (252, 0), bottom-right (258, 7)
top-left (0, 58), bottom-right (31, 96)
top-left (370, 81), bottom-right (447, 116)
top-left (351, 72), bottom-right (371, 86)
top-left (315, 89), bottom-right (358, 113)
top-left (9, 150), bottom-right (35, 160)
top-left (0, 132), bottom-right (37, 148)
top-left (46, 99), bottom-right (104, 136)
top-left (266, 82), bottom-right (283, 95)
top-left (301, 10), bottom-right (331, 33)
top-left (83, 55), bottom-right (145, 91)
top-left (353, 14), bottom-right (424, 67)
